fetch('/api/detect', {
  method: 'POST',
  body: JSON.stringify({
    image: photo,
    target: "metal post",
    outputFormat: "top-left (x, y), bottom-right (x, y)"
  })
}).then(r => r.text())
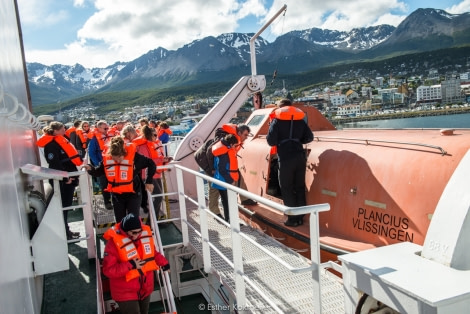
top-left (196, 175), bottom-right (212, 273)
top-left (176, 167), bottom-right (189, 245)
top-left (79, 171), bottom-right (96, 259)
top-left (310, 211), bottom-right (322, 314)
top-left (250, 4), bottom-right (287, 76)
top-left (228, 188), bottom-right (246, 308)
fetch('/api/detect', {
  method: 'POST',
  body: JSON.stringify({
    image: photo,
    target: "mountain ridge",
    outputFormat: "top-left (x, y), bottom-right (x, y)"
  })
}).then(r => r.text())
top-left (28, 8), bottom-right (470, 107)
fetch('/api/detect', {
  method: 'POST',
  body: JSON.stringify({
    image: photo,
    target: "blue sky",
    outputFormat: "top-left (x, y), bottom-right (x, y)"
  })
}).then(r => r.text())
top-left (17, 0), bottom-right (470, 68)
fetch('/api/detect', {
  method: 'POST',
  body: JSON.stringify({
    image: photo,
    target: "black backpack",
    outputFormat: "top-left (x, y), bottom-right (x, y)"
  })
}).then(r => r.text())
top-left (194, 128), bottom-right (228, 174)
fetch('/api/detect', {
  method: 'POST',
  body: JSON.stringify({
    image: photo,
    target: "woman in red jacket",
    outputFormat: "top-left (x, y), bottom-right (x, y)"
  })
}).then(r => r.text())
top-left (103, 213), bottom-right (169, 314)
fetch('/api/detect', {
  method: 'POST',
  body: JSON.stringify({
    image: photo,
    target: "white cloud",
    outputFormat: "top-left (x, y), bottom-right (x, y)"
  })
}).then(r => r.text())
top-left (18, 0), bottom-right (69, 27)
top-left (267, 0), bottom-right (407, 33)
top-left (18, 0), bottom-right (467, 68)
top-left (446, 0), bottom-right (470, 13)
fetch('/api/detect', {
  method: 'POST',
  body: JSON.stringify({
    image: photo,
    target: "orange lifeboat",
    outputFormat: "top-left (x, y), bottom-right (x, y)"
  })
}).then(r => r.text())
top-left (237, 102), bottom-right (470, 260)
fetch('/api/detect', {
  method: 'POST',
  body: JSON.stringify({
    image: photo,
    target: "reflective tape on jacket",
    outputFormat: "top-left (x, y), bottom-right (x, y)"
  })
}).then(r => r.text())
top-left (103, 224), bottom-right (159, 282)
top-left (104, 143), bottom-right (137, 193)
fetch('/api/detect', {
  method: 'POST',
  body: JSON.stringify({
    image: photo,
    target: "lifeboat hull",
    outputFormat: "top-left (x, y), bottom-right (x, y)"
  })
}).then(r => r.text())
top-left (238, 104), bottom-right (470, 258)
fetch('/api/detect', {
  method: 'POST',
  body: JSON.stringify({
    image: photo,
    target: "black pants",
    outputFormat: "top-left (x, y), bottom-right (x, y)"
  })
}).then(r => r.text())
top-left (116, 295), bottom-right (150, 314)
top-left (152, 178), bottom-right (163, 217)
top-left (98, 174), bottom-right (112, 205)
top-left (218, 189), bottom-right (229, 222)
top-left (278, 153), bottom-right (307, 221)
top-left (112, 192), bottom-right (142, 223)
top-left (59, 180), bottom-right (77, 232)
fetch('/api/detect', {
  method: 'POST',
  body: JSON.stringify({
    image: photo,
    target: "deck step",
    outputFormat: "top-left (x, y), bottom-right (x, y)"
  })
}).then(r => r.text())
top-left (185, 209), bottom-right (345, 313)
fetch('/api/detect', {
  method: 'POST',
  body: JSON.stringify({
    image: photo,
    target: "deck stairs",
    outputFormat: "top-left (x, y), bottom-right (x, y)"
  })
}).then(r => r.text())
top-left (151, 164), bottom-right (346, 313)
top-left (180, 207), bottom-right (345, 313)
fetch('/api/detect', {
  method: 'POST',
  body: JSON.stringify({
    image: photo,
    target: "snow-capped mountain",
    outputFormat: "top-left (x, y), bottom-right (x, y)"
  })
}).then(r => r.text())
top-left (27, 8), bottom-right (470, 106)
top-left (286, 25), bottom-right (395, 50)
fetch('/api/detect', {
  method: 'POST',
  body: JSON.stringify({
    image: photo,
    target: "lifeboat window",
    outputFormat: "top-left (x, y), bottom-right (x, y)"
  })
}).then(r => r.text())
top-left (266, 156), bottom-right (282, 198)
top-left (247, 114), bottom-right (265, 127)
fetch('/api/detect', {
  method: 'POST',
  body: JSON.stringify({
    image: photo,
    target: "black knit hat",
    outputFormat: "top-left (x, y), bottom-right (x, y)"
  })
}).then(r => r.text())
top-left (120, 213), bottom-right (142, 231)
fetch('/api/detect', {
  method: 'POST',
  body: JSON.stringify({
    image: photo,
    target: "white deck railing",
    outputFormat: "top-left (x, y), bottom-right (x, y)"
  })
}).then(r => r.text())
top-left (150, 163), bottom-right (332, 313)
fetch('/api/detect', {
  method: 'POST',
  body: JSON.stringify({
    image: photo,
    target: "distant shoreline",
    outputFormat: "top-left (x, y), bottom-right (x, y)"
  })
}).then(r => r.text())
top-left (330, 107), bottom-right (470, 125)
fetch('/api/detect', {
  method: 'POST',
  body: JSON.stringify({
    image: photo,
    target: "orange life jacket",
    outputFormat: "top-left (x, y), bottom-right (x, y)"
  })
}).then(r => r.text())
top-left (108, 126), bottom-right (120, 137)
top-left (104, 143), bottom-right (137, 193)
top-left (269, 106), bottom-right (306, 155)
top-left (91, 128), bottom-right (109, 152)
top-left (212, 141), bottom-right (239, 181)
top-left (103, 224), bottom-right (159, 282)
top-left (133, 137), bottom-right (166, 176)
top-left (221, 123), bottom-right (241, 144)
top-left (37, 134), bottom-right (82, 166)
top-left (271, 106), bottom-right (305, 120)
top-left (65, 126), bottom-right (76, 139)
top-left (157, 128), bottom-right (173, 137)
top-left (75, 129), bottom-right (89, 149)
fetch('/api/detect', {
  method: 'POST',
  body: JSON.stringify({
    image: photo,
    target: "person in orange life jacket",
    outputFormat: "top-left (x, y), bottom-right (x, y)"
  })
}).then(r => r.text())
top-left (136, 118), bottom-right (149, 136)
top-left (73, 120), bottom-right (91, 158)
top-left (84, 136), bottom-right (156, 222)
top-left (157, 121), bottom-right (172, 156)
top-left (121, 124), bottom-right (138, 144)
top-left (231, 124), bottom-right (258, 206)
top-left (134, 126), bottom-right (172, 218)
top-left (108, 120), bottom-right (125, 137)
top-left (37, 121), bottom-right (83, 240)
top-left (102, 213), bottom-right (169, 314)
top-left (88, 120), bottom-right (113, 210)
top-left (212, 134), bottom-right (239, 222)
top-left (218, 123), bottom-right (257, 206)
top-left (66, 120), bottom-right (81, 143)
top-left (266, 99), bottom-right (314, 227)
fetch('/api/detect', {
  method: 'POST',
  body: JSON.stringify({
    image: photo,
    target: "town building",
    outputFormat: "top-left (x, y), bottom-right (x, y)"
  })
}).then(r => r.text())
top-left (416, 84), bottom-right (441, 104)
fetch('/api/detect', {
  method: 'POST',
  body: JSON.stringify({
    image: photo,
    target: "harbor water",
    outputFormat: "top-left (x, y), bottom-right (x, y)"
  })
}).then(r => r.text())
top-left (338, 112), bottom-right (470, 129)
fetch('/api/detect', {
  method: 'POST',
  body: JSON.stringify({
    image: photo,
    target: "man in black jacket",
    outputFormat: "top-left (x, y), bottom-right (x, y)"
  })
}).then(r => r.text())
top-left (266, 99), bottom-right (314, 227)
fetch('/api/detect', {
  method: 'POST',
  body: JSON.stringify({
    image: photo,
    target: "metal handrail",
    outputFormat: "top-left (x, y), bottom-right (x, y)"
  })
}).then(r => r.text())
top-left (170, 163), bottom-right (330, 313)
top-left (315, 135), bottom-right (447, 155)
top-left (147, 190), bottom-right (177, 313)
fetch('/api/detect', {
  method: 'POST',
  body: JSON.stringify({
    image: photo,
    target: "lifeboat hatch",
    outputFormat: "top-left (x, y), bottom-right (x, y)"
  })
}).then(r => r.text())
top-left (266, 155), bottom-right (282, 199)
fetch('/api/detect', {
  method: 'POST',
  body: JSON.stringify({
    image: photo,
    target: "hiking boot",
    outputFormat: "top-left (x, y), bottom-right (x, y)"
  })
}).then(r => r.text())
top-left (284, 219), bottom-right (301, 227)
top-left (67, 230), bottom-right (80, 240)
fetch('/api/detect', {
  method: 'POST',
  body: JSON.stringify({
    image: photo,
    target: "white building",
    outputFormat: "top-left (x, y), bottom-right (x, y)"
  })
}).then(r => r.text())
top-left (416, 85), bottom-right (441, 103)
top-left (329, 94), bottom-right (347, 107)
top-left (337, 104), bottom-right (361, 117)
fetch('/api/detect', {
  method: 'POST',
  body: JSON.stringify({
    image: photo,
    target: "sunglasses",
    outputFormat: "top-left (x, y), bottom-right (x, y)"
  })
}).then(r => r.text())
top-left (128, 229), bottom-right (142, 235)
top-left (152, 134), bottom-right (157, 137)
